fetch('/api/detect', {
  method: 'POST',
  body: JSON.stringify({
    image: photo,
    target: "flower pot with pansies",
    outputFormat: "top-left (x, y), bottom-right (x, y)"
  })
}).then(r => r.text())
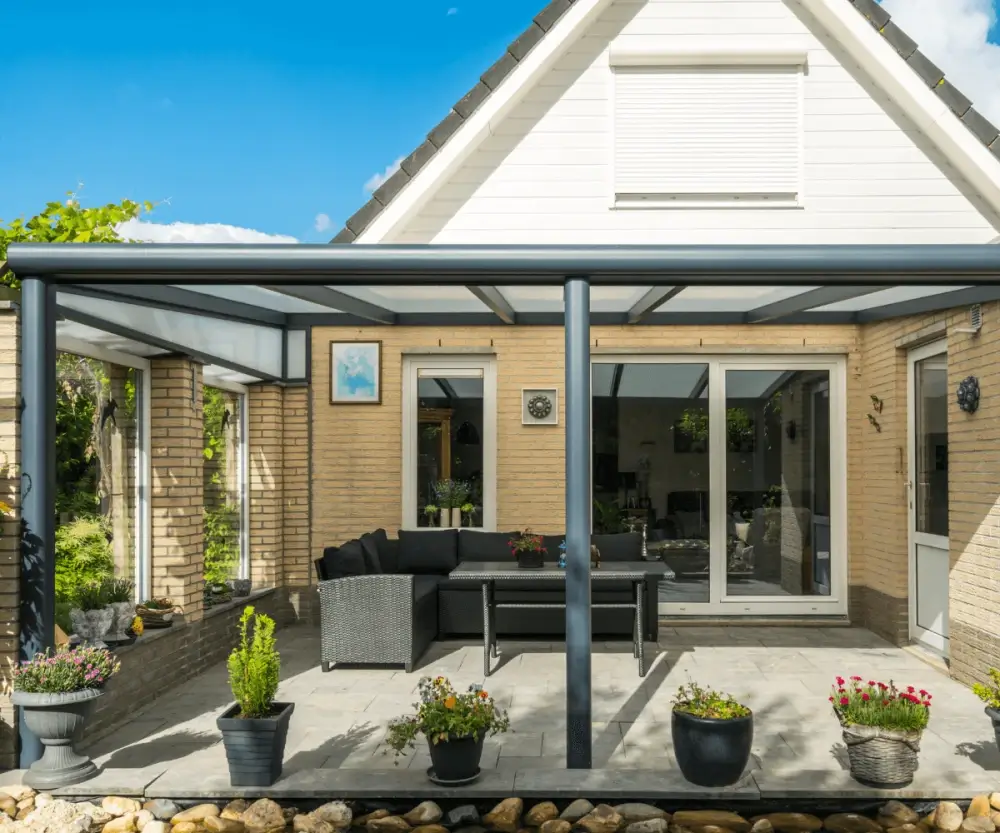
top-left (831, 675), bottom-right (931, 788)
top-left (8, 646), bottom-right (121, 789)
top-left (972, 668), bottom-right (1000, 755)
top-left (671, 681), bottom-right (753, 787)
top-left (385, 676), bottom-right (510, 785)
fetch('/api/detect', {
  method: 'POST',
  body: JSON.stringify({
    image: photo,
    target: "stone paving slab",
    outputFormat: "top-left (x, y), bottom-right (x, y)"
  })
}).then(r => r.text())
top-left (48, 767), bottom-right (168, 798)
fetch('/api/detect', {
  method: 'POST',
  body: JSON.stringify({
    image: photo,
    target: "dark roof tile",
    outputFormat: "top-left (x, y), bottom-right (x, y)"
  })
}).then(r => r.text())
top-left (330, 0), bottom-right (1000, 243)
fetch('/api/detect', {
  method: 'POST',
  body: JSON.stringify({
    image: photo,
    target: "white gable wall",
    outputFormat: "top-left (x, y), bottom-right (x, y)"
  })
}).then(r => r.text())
top-left (387, 0), bottom-right (999, 245)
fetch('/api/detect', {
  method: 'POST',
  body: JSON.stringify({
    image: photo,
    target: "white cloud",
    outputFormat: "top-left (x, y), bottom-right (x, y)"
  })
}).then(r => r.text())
top-left (116, 218), bottom-right (297, 244)
top-left (447, 7), bottom-right (458, 15)
top-left (314, 212), bottom-right (332, 232)
top-left (363, 157), bottom-right (404, 195)
top-left (881, 0), bottom-right (1000, 123)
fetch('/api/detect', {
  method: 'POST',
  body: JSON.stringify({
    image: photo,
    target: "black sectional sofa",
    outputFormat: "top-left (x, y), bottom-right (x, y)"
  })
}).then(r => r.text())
top-left (315, 528), bottom-right (660, 671)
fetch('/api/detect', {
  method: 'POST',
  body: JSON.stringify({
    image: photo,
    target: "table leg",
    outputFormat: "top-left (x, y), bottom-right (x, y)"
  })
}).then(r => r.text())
top-left (482, 582), bottom-right (492, 677)
top-left (635, 580), bottom-right (645, 677)
top-left (490, 583), bottom-right (498, 658)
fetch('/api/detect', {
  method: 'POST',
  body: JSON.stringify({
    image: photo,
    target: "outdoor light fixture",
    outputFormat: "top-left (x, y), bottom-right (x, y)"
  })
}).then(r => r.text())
top-left (957, 376), bottom-right (981, 414)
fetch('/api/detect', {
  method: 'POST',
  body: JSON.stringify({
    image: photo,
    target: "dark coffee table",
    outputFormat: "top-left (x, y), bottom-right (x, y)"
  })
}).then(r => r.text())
top-left (447, 561), bottom-right (669, 677)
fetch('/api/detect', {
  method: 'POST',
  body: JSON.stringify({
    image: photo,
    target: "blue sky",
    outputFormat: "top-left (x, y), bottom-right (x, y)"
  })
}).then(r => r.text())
top-left (3, 0), bottom-right (999, 242)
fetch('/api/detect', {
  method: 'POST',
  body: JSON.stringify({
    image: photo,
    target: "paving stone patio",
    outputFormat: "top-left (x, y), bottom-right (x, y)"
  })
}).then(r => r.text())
top-left (75, 625), bottom-right (1000, 797)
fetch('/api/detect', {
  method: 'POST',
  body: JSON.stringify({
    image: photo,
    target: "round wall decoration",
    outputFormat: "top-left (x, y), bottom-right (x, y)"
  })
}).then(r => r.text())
top-left (527, 394), bottom-right (553, 420)
top-left (957, 376), bottom-right (980, 414)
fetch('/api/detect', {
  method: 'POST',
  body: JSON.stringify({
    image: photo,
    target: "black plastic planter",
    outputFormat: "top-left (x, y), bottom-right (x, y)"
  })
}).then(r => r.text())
top-left (218, 702), bottom-right (294, 787)
top-left (672, 709), bottom-right (754, 787)
top-left (517, 550), bottom-right (544, 569)
top-left (987, 707), bottom-right (1000, 755)
top-left (427, 733), bottom-right (485, 784)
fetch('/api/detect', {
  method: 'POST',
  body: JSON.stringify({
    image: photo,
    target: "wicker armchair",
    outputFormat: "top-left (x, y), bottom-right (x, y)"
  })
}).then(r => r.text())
top-left (317, 574), bottom-right (438, 672)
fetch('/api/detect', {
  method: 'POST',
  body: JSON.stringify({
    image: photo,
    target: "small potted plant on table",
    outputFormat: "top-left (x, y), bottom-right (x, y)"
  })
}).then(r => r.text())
top-left (672, 681), bottom-right (753, 787)
top-left (7, 646), bottom-right (120, 788)
top-left (510, 530), bottom-right (546, 569)
top-left (831, 676), bottom-right (931, 788)
top-left (386, 676), bottom-right (509, 785)
top-left (972, 669), bottom-right (1000, 754)
top-left (218, 605), bottom-right (293, 787)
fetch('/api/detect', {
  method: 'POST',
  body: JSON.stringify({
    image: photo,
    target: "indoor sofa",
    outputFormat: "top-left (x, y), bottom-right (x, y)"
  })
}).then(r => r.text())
top-left (315, 528), bottom-right (660, 671)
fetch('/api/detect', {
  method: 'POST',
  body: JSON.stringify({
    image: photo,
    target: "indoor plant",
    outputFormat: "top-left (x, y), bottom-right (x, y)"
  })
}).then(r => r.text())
top-left (423, 504), bottom-right (439, 527)
top-left (7, 646), bottom-right (120, 788)
top-left (831, 676), bottom-right (931, 788)
top-left (386, 676), bottom-right (509, 785)
top-left (972, 668), bottom-right (1000, 754)
top-left (449, 481), bottom-right (470, 527)
top-left (218, 605), bottom-right (293, 787)
top-left (68, 583), bottom-right (112, 648)
top-left (432, 480), bottom-right (455, 528)
top-left (102, 578), bottom-right (136, 643)
top-left (671, 681), bottom-right (753, 787)
top-left (509, 530), bottom-right (546, 569)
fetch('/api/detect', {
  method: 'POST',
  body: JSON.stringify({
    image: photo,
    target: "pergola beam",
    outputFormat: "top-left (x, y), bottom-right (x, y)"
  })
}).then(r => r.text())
top-left (856, 285), bottom-right (1000, 322)
top-left (260, 285), bottom-right (396, 325)
top-left (10, 243), bottom-right (1000, 285)
top-left (627, 286), bottom-right (684, 323)
top-left (746, 286), bottom-right (884, 323)
top-left (466, 286), bottom-right (516, 324)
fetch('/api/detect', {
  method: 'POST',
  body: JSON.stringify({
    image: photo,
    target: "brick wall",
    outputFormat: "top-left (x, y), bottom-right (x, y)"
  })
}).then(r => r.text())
top-left (0, 300), bottom-right (19, 769)
top-left (82, 588), bottom-right (298, 743)
top-left (280, 386), bottom-right (313, 617)
top-left (249, 385), bottom-right (283, 587)
top-left (150, 357), bottom-right (205, 621)
top-left (309, 325), bottom-right (864, 590)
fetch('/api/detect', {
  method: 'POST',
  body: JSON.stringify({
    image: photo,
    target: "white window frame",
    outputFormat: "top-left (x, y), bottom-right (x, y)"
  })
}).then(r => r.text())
top-left (402, 356), bottom-right (497, 531)
top-left (203, 374), bottom-right (251, 582)
top-left (591, 353), bottom-right (847, 617)
top-left (55, 336), bottom-right (152, 602)
top-left (608, 50), bottom-right (806, 210)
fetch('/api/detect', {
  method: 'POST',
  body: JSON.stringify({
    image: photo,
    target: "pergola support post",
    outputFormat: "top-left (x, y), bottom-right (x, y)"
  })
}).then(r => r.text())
top-left (19, 277), bottom-right (57, 768)
top-left (564, 277), bottom-right (592, 769)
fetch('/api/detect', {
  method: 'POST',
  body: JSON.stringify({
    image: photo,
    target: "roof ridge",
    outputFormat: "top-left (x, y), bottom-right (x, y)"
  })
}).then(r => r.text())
top-left (330, 0), bottom-right (1000, 244)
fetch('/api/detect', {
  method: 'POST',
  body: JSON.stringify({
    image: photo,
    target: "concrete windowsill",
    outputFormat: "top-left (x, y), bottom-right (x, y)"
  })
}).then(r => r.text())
top-left (204, 587), bottom-right (276, 620)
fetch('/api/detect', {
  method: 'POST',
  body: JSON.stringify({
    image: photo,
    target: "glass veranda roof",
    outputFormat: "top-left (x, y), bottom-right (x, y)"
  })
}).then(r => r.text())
top-left (10, 242), bottom-right (1000, 385)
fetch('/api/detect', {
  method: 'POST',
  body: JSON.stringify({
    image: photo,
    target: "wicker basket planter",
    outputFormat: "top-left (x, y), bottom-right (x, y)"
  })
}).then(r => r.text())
top-left (841, 721), bottom-right (922, 788)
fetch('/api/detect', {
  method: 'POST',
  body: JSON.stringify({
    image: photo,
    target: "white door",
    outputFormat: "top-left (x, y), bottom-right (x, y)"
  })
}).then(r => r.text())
top-left (907, 341), bottom-right (950, 656)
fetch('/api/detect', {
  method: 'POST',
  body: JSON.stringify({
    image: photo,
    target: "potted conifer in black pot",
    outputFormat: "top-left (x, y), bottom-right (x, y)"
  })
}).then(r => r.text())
top-left (217, 606), bottom-right (293, 787)
top-left (671, 681), bottom-right (753, 787)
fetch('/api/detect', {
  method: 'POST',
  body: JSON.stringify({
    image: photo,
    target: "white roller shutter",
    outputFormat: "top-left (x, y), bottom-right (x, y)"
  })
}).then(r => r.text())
top-left (613, 66), bottom-right (802, 201)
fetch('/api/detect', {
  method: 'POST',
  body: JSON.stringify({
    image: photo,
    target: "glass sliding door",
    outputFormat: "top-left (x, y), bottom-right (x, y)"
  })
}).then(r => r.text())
top-left (592, 355), bottom-right (846, 616)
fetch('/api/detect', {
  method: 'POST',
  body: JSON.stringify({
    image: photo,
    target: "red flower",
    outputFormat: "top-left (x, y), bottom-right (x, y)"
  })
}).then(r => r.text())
top-left (836, 676), bottom-right (845, 686)
top-left (906, 686), bottom-right (915, 693)
top-left (829, 696), bottom-right (835, 702)
top-left (926, 693), bottom-right (932, 700)
top-left (851, 675), bottom-right (862, 681)
top-left (840, 696), bottom-right (849, 706)
top-left (862, 693), bottom-right (870, 701)
top-left (919, 689), bottom-right (928, 696)
top-left (867, 680), bottom-right (876, 687)
top-left (878, 682), bottom-right (888, 690)
top-left (882, 700), bottom-right (889, 706)
top-left (838, 688), bottom-right (846, 694)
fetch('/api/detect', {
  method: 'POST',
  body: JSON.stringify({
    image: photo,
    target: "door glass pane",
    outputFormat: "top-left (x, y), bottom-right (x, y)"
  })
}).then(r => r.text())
top-left (204, 387), bottom-right (245, 593)
top-left (915, 355), bottom-right (948, 537)
top-left (592, 362), bottom-right (711, 604)
top-left (416, 372), bottom-right (485, 528)
top-left (724, 369), bottom-right (832, 598)
top-left (55, 354), bottom-right (141, 635)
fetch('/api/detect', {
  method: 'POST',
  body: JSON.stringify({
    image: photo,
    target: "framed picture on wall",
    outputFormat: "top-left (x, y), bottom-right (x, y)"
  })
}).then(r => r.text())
top-left (330, 341), bottom-right (382, 404)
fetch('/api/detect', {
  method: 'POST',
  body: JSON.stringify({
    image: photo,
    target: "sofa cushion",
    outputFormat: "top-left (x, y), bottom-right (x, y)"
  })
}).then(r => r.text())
top-left (413, 574), bottom-right (444, 604)
top-left (459, 530), bottom-right (520, 563)
top-left (542, 535), bottom-right (565, 562)
top-left (359, 533), bottom-right (383, 574)
top-left (322, 539), bottom-right (366, 579)
top-left (398, 529), bottom-right (459, 575)
top-left (592, 532), bottom-right (642, 562)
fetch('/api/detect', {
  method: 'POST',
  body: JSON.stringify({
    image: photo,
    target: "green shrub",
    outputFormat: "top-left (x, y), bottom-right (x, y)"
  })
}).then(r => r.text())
top-left (227, 606), bottom-right (280, 719)
top-left (972, 668), bottom-right (1000, 710)
top-left (102, 578), bottom-right (134, 604)
top-left (55, 517), bottom-right (114, 609)
top-left (204, 504), bottom-right (240, 585)
top-left (672, 681), bottom-right (751, 719)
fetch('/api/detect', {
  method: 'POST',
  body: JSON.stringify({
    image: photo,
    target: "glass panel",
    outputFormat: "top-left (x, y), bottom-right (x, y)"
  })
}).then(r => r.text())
top-left (592, 362), bottom-right (711, 604)
top-left (915, 355), bottom-right (948, 537)
top-left (55, 354), bottom-right (141, 636)
top-left (724, 369), bottom-right (832, 598)
top-left (204, 386), bottom-right (245, 596)
top-left (415, 372), bottom-right (485, 528)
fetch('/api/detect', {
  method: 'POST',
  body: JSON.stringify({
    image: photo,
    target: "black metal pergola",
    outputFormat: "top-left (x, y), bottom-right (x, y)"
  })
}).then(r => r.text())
top-left (8, 241), bottom-right (1000, 770)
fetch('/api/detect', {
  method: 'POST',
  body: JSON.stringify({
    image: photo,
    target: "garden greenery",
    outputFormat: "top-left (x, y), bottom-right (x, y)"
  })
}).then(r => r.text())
top-left (830, 676), bottom-right (931, 732)
top-left (11, 647), bottom-right (120, 693)
top-left (203, 386), bottom-right (241, 585)
top-left (227, 606), bottom-right (280, 719)
top-left (972, 668), bottom-right (1000, 710)
top-left (672, 681), bottom-right (751, 720)
top-left (385, 676), bottom-right (510, 760)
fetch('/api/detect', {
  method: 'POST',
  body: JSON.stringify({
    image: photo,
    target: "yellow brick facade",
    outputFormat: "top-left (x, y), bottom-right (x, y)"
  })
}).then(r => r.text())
top-left (0, 302), bottom-right (19, 769)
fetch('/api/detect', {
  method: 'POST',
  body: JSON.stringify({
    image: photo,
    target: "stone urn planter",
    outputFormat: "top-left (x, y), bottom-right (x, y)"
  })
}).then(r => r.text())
top-left (106, 601), bottom-right (136, 643)
top-left (68, 607), bottom-right (113, 648)
top-left (12, 689), bottom-right (102, 789)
